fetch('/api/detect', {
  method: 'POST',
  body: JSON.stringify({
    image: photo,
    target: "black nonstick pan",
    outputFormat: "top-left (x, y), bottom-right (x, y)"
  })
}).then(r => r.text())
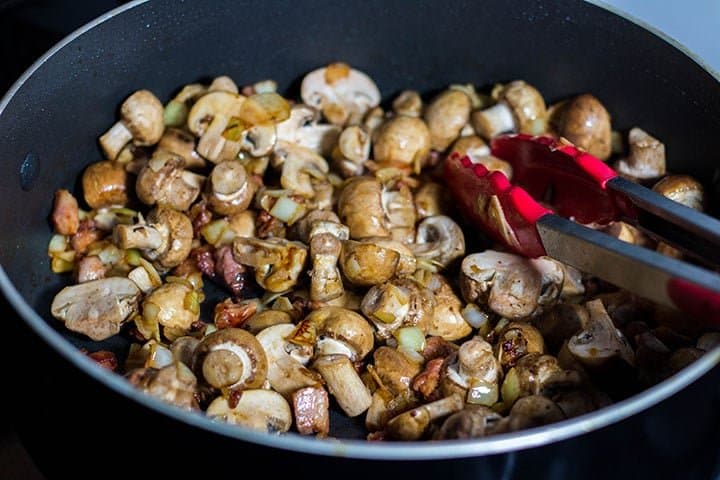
top-left (2, 1), bottom-right (720, 478)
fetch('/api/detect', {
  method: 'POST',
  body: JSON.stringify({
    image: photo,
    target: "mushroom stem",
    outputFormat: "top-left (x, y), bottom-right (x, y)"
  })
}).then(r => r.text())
top-left (473, 102), bottom-right (514, 139)
top-left (115, 224), bottom-right (165, 251)
top-left (385, 394), bottom-right (464, 440)
top-left (99, 121), bottom-right (133, 160)
top-left (312, 354), bottom-right (372, 417)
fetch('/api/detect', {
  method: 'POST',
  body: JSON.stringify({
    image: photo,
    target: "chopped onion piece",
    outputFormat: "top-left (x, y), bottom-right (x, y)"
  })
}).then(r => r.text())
top-left (51, 257), bottom-right (74, 273)
top-left (138, 257), bottom-right (162, 287)
top-left (397, 345), bottom-right (425, 364)
top-left (48, 234), bottom-right (68, 255)
top-left (164, 99), bottom-right (188, 127)
top-left (269, 196), bottom-right (305, 225)
top-left (462, 304), bottom-right (490, 330)
top-left (393, 326), bottom-right (426, 352)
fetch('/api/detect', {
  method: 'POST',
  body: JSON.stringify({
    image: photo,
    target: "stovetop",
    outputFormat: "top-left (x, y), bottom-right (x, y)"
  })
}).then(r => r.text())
top-left (1, 1), bottom-right (719, 478)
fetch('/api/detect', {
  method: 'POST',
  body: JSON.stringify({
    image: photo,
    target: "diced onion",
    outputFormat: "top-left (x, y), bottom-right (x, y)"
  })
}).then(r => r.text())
top-left (201, 219), bottom-right (229, 246)
top-left (48, 234), bottom-right (68, 255)
top-left (51, 257), bottom-right (74, 273)
top-left (145, 341), bottom-right (173, 369)
top-left (128, 266), bottom-right (155, 294)
top-left (98, 244), bottom-right (121, 265)
top-left (125, 249), bottom-right (142, 267)
top-left (500, 367), bottom-right (520, 406)
top-left (136, 309), bottom-right (160, 342)
top-left (138, 257), bottom-right (162, 287)
top-left (393, 326), bottom-right (426, 352)
top-left (467, 380), bottom-right (498, 406)
top-left (253, 79), bottom-right (278, 94)
top-left (397, 345), bottom-right (425, 364)
top-left (269, 196), bottom-right (305, 225)
top-left (164, 100), bottom-right (188, 127)
top-left (184, 290), bottom-right (201, 315)
top-left (462, 304), bottom-right (491, 330)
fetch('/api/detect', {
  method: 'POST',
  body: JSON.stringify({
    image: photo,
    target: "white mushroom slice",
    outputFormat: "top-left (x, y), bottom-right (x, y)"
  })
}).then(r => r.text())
top-left (381, 183), bottom-right (417, 244)
top-left (568, 299), bottom-right (635, 367)
top-left (51, 278), bottom-right (141, 341)
top-left (529, 257), bottom-right (565, 308)
top-left (187, 91), bottom-right (245, 137)
top-left (240, 123), bottom-right (277, 157)
top-left (256, 324), bottom-right (320, 398)
top-left (460, 250), bottom-right (553, 319)
top-left (309, 233), bottom-right (344, 302)
top-left (273, 141), bottom-right (329, 198)
top-left (300, 63), bottom-right (381, 126)
top-left (425, 274), bottom-right (472, 341)
top-left (208, 75), bottom-right (239, 94)
top-left (410, 215), bottom-right (465, 268)
top-left (233, 237), bottom-right (308, 292)
top-left (332, 125), bottom-right (371, 177)
top-left (207, 389), bottom-right (292, 433)
top-left (275, 104), bottom-right (341, 157)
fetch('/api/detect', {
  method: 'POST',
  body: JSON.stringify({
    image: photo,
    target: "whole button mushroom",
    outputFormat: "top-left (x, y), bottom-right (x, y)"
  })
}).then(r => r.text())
top-left (506, 395), bottom-right (565, 431)
top-left (340, 238), bottom-right (416, 287)
top-left (385, 394), bottom-right (464, 440)
top-left (472, 80), bottom-right (547, 139)
top-left (371, 346), bottom-right (423, 396)
top-left (331, 125), bottom-right (372, 178)
top-left (361, 277), bottom-right (435, 339)
top-left (82, 161), bottom-right (129, 209)
top-left (337, 176), bottom-right (390, 239)
top-left (409, 215), bottom-right (466, 268)
top-left (194, 328), bottom-right (268, 390)
top-left (550, 94), bottom-right (612, 161)
top-left (300, 62), bottom-right (381, 126)
top-left (135, 152), bottom-right (204, 211)
top-left (653, 174), bottom-right (704, 211)
top-left (186, 90), bottom-right (246, 163)
top-left (500, 353), bottom-right (581, 408)
top-left (494, 321), bottom-right (545, 370)
top-left (568, 299), bottom-right (635, 368)
top-left (114, 207), bottom-right (193, 270)
top-left (373, 116), bottom-right (431, 170)
top-left (51, 277), bottom-right (141, 341)
top-left (99, 89), bottom-right (165, 160)
top-left (206, 389), bottom-right (292, 433)
top-left (423, 89), bottom-right (472, 151)
top-left (205, 161), bottom-right (256, 216)
top-left (392, 90), bottom-right (423, 118)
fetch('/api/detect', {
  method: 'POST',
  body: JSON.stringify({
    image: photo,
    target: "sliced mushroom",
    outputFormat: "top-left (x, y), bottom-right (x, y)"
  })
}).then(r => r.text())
top-left (501, 353), bottom-right (581, 407)
top-left (205, 161), bottom-right (257, 215)
top-left (208, 75), bottom-right (239, 94)
top-left (332, 125), bottom-right (371, 177)
top-left (337, 176), bottom-right (389, 239)
top-left (194, 328), bottom-right (268, 390)
top-left (434, 405), bottom-right (504, 439)
top-left (410, 215), bottom-right (465, 268)
top-left (51, 277), bottom-right (141, 341)
top-left (292, 386), bottom-right (331, 436)
top-left (156, 128), bottom-right (206, 169)
top-left (549, 94), bottom-right (612, 161)
top-left (273, 141), bottom-right (329, 198)
top-left (373, 116), bottom-right (431, 170)
top-left (126, 363), bottom-right (198, 410)
top-left (239, 123), bottom-right (277, 157)
top-left (534, 303), bottom-right (588, 352)
top-left (614, 127), bottom-right (665, 179)
top-left (423, 89), bottom-right (472, 151)
top-left (256, 324), bottom-right (322, 398)
top-left (289, 209), bottom-right (342, 244)
top-left (568, 299), bottom-right (635, 367)
top-left (440, 337), bottom-right (501, 405)
top-left (99, 90), bottom-right (165, 160)
top-left (425, 273), bottom-right (472, 341)
top-left (243, 309), bottom-right (293, 334)
top-left (385, 393), bottom-right (464, 440)
top-left (381, 180), bottom-right (417, 244)
top-left (275, 104), bottom-right (341, 157)
top-left (186, 90), bottom-right (246, 163)
top-left (115, 207), bottom-right (193, 269)
top-left (340, 238), bottom-right (416, 287)
top-left (233, 237), bottom-right (308, 292)
top-left (361, 278), bottom-right (435, 339)
top-left (163, 83), bottom-right (207, 128)
top-left (300, 62), bottom-right (381, 126)
top-left (460, 250), bottom-right (557, 319)
top-left (472, 80), bottom-right (546, 139)
top-left (309, 232), bottom-right (344, 302)
top-left (206, 389), bottom-right (292, 433)
top-left (82, 161), bottom-right (129, 209)
top-left (142, 281), bottom-right (200, 334)
top-left (135, 152), bottom-right (204, 211)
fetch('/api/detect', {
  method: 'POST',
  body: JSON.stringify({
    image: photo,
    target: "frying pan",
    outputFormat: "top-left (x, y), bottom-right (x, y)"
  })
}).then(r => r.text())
top-left (2, 0), bottom-right (720, 477)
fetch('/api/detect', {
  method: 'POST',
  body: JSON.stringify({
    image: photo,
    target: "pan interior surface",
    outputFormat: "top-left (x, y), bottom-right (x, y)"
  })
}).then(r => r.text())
top-left (1, 0), bottom-right (720, 460)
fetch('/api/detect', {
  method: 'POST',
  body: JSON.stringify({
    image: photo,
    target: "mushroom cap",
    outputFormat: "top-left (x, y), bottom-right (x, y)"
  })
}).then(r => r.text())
top-left (256, 324), bottom-right (321, 397)
top-left (652, 174), bottom-right (704, 211)
top-left (414, 181), bottom-right (451, 219)
top-left (300, 63), bottom-right (381, 126)
top-left (244, 309), bottom-right (293, 334)
top-left (276, 104), bottom-right (341, 156)
top-left (435, 405), bottom-right (503, 440)
top-left (194, 328), bottom-right (268, 390)
top-left (411, 215), bottom-right (466, 268)
top-left (82, 161), bottom-right (129, 209)
top-left (303, 306), bottom-right (375, 360)
top-left (497, 81), bottom-right (547, 134)
top-left (146, 207), bottom-right (193, 268)
top-left (495, 321), bottom-right (546, 369)
top-left (425, 274), bottom-right (471, 341)
top-left (423, 89), bottom-right (472, 151)
top-left (460, 250), bottom-right (543, 319)
top-left (143, 282), bottom-right (199, 331)
top-left (170, 336), bottom-right (201, 367)
top-left (187, 90), bottom-right (245, 136)
top-left (51, 277), bottom-right (140, 341)
top-left (128, 363), bottom-right (198, 410)
top-left (340, 240), bottom-right (400, 287)
top-left (550, 94), bottom-right (611, 161)
top-left (507, 395), bottom-right (565, 431)
top-left (240, 123), bottom-right (277, 157)
top-left (450, 135), bottom-right (490, 161)
top-left (135, 153), bottom-right (203, 211)
top-left (337, 176), bottom-right (389, 239)
top-left (274, 140), bottom-right (329, 198)
top-left (207, 161), bottom-right (255, 215)
top-left (373, 116), bottom-right (431, 167)
top-left (206, 389), bottom-right (292, 433)
top-left (121, 89), bottom-right (165, 146)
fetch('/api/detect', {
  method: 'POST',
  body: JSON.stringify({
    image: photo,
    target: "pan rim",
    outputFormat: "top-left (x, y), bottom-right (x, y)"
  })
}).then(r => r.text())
top-left (1, 0), bottom-right (719, 461)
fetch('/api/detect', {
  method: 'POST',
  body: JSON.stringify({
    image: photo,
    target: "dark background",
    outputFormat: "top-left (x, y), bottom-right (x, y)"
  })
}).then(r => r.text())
top-left (0, 1), bottom-right (125, 477)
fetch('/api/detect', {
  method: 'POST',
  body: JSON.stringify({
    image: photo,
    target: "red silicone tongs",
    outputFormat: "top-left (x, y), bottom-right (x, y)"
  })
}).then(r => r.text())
top-left (444, 133), bottom-right (720, 324)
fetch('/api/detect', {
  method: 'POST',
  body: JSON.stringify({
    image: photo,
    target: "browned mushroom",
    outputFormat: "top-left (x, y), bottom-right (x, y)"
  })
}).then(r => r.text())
top-left (142, 281), bottom-right (200, 334)
top-left (373, 116), bottom-right (431, 171)
top-left (340, 238), bottom-right (416, 287)
top-left (135, 152), bottom-right (204, 211)
top-left (472, 80), bottom-right (547, 139)
top-left (194, 328), bottom-right (268, 390)
top-left (126, 362), bottom-right (198, 410)
top-left (361, 278), bottom-right (435, 339)
top-left (233, 237), bottom-right (308, 292)
top-left (114, 207), bottom-right (193, 269)
top-left (568, 299), bottom-right (635, 368)
top-left (312, 354), bottom-right (372, 417)
top-left (385, 393), bottom-right (464, 440)
top-left (434, 405), bottom-right (504, 439)
top-left (423, 89), bottom-right (472, 151)
top-left (450, 135), bottom-right (513, 179)
top-left (549, 94), bottom-right (612, 161)
top-left (206, 389), bottom-right (292, 433)
top-left (156, 128), bottom-right (206, 170)
top-left (205, 161), bottom-right (256, 216)
top-left (82, 161), bottom-right (129, 209)
top-left (440, 337), bottom-right (501, 405)
top-left (99, 89), bottom-right (165, 160)
top-left (653, 174), bottom-right (704, 211)
top-left (615, 127), bottom-right (665, 179)
top-left (495, 321), bottom-right (545, 370)
top-left (392, 90), bottom-right (423, 117)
